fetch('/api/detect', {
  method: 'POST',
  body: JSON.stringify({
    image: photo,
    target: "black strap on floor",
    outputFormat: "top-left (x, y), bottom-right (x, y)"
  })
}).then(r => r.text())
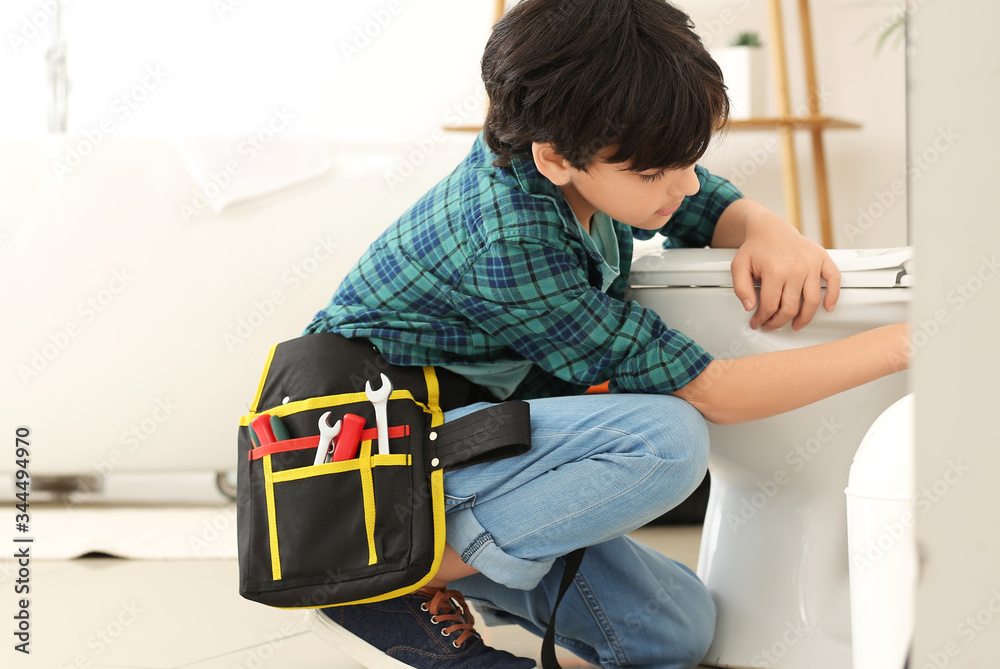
top-left (540, 547), bottom-right (587, 669)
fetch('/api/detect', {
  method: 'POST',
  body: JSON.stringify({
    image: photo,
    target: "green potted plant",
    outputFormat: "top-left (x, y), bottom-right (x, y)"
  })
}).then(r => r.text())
top-left (712, 31), bottom-right (768, 120)
top-left (871, 12), bottom-right (904, 53)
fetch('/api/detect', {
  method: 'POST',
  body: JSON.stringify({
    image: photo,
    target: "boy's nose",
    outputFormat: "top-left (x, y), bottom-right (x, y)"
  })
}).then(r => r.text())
top-left (672, 165), bottom-right (701, 198)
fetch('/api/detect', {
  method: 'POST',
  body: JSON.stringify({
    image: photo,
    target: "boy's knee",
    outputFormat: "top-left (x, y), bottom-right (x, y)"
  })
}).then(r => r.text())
top-left (657, 574), bottom-right (716, 667)
top-left (642, 396), bottom-right (710, 489)
top-left (676, 582), bottom-right (716, 666)
top-left (622, 572), bottom-right (716, 668)
top-left (669, 396), bottom-right (710, 458)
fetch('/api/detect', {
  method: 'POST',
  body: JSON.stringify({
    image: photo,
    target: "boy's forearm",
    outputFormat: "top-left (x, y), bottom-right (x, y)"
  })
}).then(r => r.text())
top-left (672, 323), bottom-right (910, 425)
top-left (711, 198), bottom-right (760, 248)
top-left (711, 198), bottom-right (804, 248)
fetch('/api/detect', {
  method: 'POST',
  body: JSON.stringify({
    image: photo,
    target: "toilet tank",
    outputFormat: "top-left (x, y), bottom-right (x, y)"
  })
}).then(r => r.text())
top-left (628, 246), bottom-right (914, 383)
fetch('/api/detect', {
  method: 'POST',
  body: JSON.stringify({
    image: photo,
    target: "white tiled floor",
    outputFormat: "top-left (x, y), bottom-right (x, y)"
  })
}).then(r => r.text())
top-left (0, 475), bottom-right (707, 669)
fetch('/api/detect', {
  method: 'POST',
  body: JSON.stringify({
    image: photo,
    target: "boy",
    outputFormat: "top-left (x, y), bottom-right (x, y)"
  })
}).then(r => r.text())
top-left (306, 0), bottom-right (909, 667)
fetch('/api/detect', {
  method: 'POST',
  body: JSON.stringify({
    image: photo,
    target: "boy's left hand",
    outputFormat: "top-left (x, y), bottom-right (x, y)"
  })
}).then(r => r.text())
top-left (715, 200), bottom-right (841, 331)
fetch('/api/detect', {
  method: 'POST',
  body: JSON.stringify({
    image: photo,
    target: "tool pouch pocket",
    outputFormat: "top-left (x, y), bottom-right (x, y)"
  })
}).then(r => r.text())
top-left (237, 333), bottom-right (531, 609)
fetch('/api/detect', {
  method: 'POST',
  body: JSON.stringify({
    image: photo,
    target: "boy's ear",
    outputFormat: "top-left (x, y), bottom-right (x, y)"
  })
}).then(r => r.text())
top-left (531, 142), bottom-right (575, 186)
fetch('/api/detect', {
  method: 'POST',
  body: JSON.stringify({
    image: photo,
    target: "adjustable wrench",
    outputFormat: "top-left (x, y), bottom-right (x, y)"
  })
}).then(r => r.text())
top-left (365, 373), bottom-right (393, 455)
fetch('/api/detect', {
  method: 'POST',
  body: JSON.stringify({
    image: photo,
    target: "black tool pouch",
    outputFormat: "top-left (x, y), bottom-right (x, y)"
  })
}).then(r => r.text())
top-left (236, 332), bottom-right (531, 609)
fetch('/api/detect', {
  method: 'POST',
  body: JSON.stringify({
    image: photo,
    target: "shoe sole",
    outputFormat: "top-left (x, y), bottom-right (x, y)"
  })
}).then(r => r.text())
top-left (310, 609), bottom-right (538, 669)
top-left (310, 609), bottom-right (418, 669)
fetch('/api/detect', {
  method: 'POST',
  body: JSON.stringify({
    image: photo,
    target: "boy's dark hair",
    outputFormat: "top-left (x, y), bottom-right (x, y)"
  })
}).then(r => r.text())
top-left (482, 0), bottom-right (728, 172)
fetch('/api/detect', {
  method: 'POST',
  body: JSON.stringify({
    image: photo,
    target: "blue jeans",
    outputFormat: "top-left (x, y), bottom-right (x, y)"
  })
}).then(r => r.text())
top-left (442, 394), bottom-right (716, 669)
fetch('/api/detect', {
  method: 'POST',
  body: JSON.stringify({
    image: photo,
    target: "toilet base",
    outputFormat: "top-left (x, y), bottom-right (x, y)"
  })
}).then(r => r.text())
top-left (629, 267), bottom-right (913, 669)
top-left (695, 374), bottom-right (908, 669)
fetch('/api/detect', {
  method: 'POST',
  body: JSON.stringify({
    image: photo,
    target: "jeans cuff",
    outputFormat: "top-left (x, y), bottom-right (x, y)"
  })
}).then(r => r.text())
top-left (446, 505), bottom-right (554, 590)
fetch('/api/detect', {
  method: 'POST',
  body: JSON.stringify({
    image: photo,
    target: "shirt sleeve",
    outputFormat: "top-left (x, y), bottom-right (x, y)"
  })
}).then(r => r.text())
top-left (449, 238), bottom-right (713, 393)
top-left (633, 165), bottom-right (743, 248)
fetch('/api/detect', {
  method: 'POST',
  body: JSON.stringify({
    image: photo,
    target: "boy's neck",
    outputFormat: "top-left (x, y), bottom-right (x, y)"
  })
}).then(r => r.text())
top-left (559, 183), bottom-right (596, 234)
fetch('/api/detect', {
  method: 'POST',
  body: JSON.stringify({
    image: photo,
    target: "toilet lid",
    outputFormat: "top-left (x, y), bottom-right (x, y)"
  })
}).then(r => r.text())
top-left (629, 246), bottom-right (914, 288)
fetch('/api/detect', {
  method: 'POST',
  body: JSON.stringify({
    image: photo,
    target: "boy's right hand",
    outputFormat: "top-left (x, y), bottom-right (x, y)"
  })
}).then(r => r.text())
top-left (728, 204), bottom-right (842, 331)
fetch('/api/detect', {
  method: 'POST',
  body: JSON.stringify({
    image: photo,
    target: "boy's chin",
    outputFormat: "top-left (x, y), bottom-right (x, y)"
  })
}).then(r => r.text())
top-left (627, 214), bottom-right (673, 229)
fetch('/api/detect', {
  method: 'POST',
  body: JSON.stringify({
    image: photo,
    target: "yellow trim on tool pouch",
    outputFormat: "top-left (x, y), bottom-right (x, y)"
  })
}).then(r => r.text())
top-left (358, 440), bottom-right (378, 566)
top-left (263, 454), bottom-right (281, 581)
top-left (239, 389), bottom-right (428, 427)
top-left (422, 367), bottom-right (445, 428)
top-left (270, 454), bottom-right (410, 483)
top-left (248, 345), bottom-right (278, 415)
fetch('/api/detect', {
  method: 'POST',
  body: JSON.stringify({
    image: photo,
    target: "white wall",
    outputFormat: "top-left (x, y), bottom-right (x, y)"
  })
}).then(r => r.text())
top-left (682, 0), bottom-right (908, 248)
top-left (1, 0), bottom-right (495, 139)
top-left (1, 0), bottom-right (906, 249)
top-left (909, 0), bottom-right (1000, 666)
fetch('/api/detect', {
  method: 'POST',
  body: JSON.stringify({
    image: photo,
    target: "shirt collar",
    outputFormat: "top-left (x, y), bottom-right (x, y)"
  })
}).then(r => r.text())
top-left (477, 133), bottom-right (583, 239)
top-left (506, 146), bottom-right (559, 198)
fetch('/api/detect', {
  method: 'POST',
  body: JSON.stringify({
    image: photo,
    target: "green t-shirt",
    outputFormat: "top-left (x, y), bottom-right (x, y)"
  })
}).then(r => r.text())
top-left (440, 211), bottom-right (621, 399)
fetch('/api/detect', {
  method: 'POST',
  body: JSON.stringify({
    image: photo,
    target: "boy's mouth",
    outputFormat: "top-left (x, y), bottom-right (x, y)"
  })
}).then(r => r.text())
top-left (655, 202), bottom-right (682, 216)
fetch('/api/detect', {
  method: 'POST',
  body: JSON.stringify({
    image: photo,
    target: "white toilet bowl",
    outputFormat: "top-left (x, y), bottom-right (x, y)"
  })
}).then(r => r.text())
top-left (629, 247), bottom-right (913, 669)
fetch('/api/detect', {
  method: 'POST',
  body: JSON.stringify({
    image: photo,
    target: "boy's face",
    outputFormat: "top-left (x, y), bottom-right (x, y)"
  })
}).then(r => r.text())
top-left (544, 145), bottom-right (703, 231)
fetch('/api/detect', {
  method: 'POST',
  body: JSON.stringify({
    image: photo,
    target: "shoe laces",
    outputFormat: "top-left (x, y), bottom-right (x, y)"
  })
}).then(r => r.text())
top-left (418, 587), bottom-right (478, 648)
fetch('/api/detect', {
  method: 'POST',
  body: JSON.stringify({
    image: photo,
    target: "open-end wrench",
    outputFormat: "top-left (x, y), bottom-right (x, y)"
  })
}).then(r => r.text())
top-left (365, 373), bottom-right (393, 455)
top-left (315, 412), bottom-right (342, 466)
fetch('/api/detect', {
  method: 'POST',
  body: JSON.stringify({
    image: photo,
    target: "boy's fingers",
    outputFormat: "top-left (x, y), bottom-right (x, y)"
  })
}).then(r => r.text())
top-left (792, 274), bottom-right (822, 330)
top-left (762, 281), bottom-right (803, 330)
top-left (822, 259), bottom-right (842, 311)
top-left (752, 278), bottom-right (782, 329)
top-left (731, 254), bottom-right (756, 311)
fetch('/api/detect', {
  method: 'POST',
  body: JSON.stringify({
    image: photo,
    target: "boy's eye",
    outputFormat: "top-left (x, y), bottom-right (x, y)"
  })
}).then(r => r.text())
top-left (639, 170), bottom-right (666, 183)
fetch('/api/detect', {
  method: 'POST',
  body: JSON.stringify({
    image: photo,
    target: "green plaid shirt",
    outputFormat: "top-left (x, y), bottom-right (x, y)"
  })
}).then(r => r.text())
top-left (305, 133), bottom-right (742, 400)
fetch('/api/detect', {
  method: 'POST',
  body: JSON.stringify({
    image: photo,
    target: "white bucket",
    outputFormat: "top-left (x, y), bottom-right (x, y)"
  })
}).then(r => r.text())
top-left (844, 394), bottom-right (917, 669)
